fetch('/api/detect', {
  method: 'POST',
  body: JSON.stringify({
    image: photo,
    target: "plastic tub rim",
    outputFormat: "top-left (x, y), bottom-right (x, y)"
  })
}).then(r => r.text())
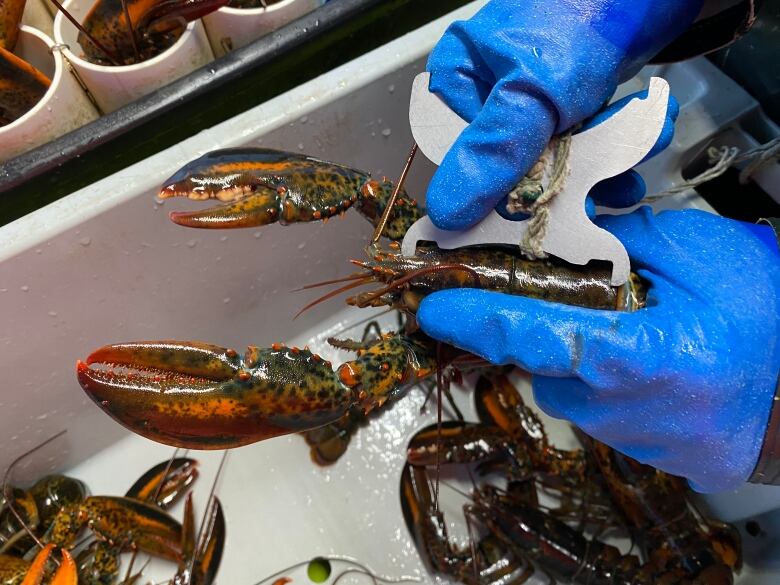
top-left (53, 1), bottom-right (199, 73)
top-left (1, 26), bottom-right (66, 132)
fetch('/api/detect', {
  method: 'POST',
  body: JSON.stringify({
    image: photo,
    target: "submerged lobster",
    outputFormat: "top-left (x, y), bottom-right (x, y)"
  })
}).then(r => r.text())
top-left (401, 373), bottom-right (741, 584)
top-left (77, 147), bottom-right (646, 451)
top-left (0, 0), bottom-right (50, 126)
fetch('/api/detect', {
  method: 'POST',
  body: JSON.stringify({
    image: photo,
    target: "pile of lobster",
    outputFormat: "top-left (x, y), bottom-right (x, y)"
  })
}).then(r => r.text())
top-left (401, 371), bottom-right (742, 584)
top-left (0, 456), bottom-right (224, 584)
top-left (73, 147), bottom-right (742, 584)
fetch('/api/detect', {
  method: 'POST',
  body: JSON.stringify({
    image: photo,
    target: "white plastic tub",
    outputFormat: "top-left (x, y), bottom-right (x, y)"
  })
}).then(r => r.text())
top-left (0, 26), bottom-right (98, 162)
top-left (0, 1), bottom-right (777, 582)
top-left (203, 0), bottom-right (325, 58)
top-left (53, 0), bottom-right (214, 113)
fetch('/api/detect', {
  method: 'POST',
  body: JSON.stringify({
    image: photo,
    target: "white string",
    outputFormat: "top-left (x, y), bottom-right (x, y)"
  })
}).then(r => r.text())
top-left (646, 137), bottom-right (780, 201)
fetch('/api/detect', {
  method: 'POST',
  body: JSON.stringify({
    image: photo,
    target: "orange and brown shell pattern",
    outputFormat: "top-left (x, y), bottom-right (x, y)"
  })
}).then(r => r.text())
top-left (76, 333), bottom-right (437, 450)
top-left (158, 148), bottom-right (422, 240)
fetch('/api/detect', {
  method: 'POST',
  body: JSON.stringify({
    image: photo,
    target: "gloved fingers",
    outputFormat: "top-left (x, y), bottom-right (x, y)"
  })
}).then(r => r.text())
top-left (425, 78), bottom-right (558, 230)
top-left (416, 289), bottom-right (638, 379)
top-left (427, 26), bottom-right (493, 122)
top-left (588, 170), bottom-right (647, 209)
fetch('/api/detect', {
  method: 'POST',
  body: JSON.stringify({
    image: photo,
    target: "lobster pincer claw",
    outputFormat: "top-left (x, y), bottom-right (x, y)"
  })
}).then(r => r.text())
top-left (158, 148), bottom-right (420, 239)
top-left (77, 341), bottom-right (356, 449)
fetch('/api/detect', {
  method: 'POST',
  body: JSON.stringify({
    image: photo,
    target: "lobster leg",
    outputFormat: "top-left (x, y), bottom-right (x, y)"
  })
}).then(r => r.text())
top-left (46, 496), bottom-right (183, 562)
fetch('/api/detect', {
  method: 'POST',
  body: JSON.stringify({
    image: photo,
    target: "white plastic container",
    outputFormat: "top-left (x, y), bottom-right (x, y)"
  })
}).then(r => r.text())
top-left (53, 0), bottom-right (214, 113)
top-left (0, 2), bottom-right (777, 582)
top-left (0, 26), bottom-right (98, 162)
top-left (203, 0), bottom-right (324, 57)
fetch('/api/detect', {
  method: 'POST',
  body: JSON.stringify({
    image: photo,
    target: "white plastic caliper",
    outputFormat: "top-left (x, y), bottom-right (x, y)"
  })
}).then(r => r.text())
top-left (401, 74), bottom-right (670, 287)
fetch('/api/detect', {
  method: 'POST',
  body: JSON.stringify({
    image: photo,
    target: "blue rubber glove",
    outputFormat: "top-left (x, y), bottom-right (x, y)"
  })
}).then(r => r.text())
top-left (426, 0), bottom-right (702, 229)
top-left (417, 208), bottom-right (780, 492)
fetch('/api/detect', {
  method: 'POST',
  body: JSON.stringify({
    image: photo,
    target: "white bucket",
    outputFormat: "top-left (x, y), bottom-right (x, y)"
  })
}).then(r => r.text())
top-left (21, 0), bottom-right (54, 38)
top-left (0, 26), bottom-right (98, 163)
top-left (53, 0), bottom-right (215, 113)
top-left (202, 0), bottom-right (324, 58)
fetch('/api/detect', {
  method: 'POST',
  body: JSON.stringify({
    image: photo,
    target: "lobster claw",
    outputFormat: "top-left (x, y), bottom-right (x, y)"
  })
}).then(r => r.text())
top-left (77, 340), bottom-right (356, 449)
top-left (157, 148), bottom-right (407, 231)
top-left (166, 189), bottom-right (287, 229)
top-left (19, 544), bottom-right (77, 585)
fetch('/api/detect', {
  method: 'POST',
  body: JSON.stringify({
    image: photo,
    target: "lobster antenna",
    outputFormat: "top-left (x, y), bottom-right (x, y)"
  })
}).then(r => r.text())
top-left (352, 263), bottom-right (480, 308)
top-left (119, 0), bottom-right (141, 62)
top-left (464, 511), bottom-right (481, 584)
top-left (294, 276), bottom-right (375, 320)
top-left (433, 341), bottom-right (444, 512)
top-left (46, 0), bottom-right (122, 65)
top-left (370, 143), bottom-right (418, 246)
top-left (190, 449), bottom-right (229, 578)
top-left (3, 430), bottom-right (67, 552)
top-left (291, 272), bottom-right (370, 292)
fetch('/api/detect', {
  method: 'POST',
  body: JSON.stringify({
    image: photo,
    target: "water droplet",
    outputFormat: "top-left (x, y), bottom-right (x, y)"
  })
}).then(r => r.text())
top-left (223, 297), bottom-right (231, 304)
top-left (186, 239), bottom-right (197, 248)
top-left (388, 84), bottom-right (395, 93)
top-left (48, 311), bottom-right (57, 317)
top-left (382, 128), bottom-right (392, 137)
top-left (35, 248), bottom-right (42, 254)
top-left (297, 242), bottom-right (306, 250)
top-left (219, 235), bottom-right (228, 242)
top-left (0, 289), bottom-right (7, 293)
top-left (36, 413), bottom-right (47, 420)
top-left (297, 143), bottom-right (305, 150)
top-left (20, 285), bottom-right (29, 292)
top-left (300, 115), bottom-right (308, 123)
top-left (79, 236), bottom-right (91, 246)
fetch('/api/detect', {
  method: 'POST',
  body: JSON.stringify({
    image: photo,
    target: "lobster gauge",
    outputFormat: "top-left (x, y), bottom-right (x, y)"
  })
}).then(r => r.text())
top-left (403, 73), bottom-right (672, 287)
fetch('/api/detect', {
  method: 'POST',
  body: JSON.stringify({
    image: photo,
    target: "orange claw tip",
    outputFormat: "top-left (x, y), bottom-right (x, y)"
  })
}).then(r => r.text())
top-left (50, 549), bottom-right (78, 585)
top-left (21, 543), bottom-right (55, 585)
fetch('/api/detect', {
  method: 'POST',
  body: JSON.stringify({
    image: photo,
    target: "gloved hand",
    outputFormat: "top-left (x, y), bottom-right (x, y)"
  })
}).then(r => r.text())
top-left (426, 0), bottom-right (702, 229)
top-left (417, 208), bottom-right (780, 492)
